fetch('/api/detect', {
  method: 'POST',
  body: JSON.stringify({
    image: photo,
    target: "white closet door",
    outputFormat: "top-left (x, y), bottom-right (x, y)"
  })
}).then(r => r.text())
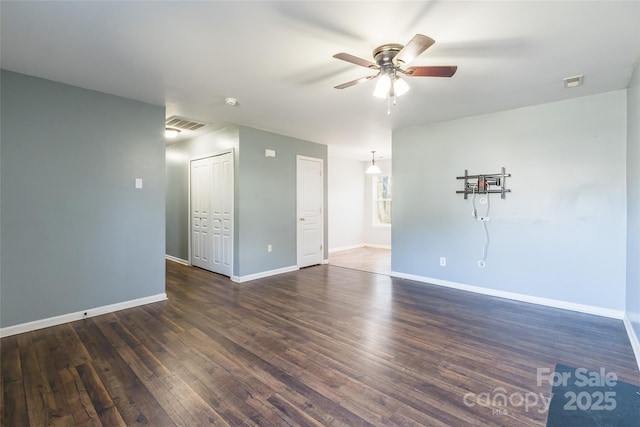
top-left (191, 157), bottom-right (213, 271)
top-left (211, 152), bottom-right (233, 276)
top-left (191, 152), bottom-right (233, 276)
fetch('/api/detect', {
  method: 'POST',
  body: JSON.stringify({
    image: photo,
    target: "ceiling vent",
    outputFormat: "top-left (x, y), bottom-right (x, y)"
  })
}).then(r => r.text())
top-left (165, 116), bottom-right (208, 132)
top-left (563, 75), bottom-right (583, 88)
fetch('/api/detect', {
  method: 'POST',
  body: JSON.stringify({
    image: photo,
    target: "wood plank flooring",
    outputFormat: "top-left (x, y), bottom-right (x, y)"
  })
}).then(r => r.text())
top-left (2, 261), bottom-right (639, 426)
top-left (329, 247), bottom-right (391, 276)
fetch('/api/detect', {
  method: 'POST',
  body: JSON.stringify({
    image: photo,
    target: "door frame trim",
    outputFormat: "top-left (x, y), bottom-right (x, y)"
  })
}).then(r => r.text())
top-left (296, 155), bottom-right (324, 268)
top-left (188, 149), bottom-right (235, 276)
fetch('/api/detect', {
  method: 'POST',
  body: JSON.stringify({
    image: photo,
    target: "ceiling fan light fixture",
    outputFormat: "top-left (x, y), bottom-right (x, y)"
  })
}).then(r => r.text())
top-left (373, 74), bottom-right (409, 99)
top-left (373, 74), bottom-right (391, 98)
top-left (365, 150), bottom-right (382, 174)
top-left (394, 77), bottom-right (410, 96)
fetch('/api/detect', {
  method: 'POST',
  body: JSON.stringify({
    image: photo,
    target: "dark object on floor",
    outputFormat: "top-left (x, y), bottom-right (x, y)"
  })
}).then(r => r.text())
top-left (546, 364), bottom-right (640, 426)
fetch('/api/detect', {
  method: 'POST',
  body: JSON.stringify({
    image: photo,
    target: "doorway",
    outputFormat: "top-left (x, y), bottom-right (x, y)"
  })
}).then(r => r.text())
top-left (328, 247), bottom-right (391, 275)
top-left (190, 151), bottom-right (233, 277)
top-left (297, 156), bottom-right (324, 268)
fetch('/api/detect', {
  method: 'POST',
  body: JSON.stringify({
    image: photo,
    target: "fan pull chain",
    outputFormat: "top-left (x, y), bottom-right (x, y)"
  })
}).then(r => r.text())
top-left (386, 89), bottom-right (399, 115)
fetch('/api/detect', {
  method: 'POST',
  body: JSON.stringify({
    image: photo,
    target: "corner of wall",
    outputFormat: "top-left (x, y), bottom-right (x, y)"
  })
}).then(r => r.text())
top-left (625, 58), bottom-right (640, 371)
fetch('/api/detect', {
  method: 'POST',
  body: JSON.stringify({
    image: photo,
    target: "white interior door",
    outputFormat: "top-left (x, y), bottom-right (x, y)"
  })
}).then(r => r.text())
top-left (190, 152), bottom-right (233, 276)
top-left (211, 152), bottom-right (233, 276)
top-left (297, 156), bottom-right (324, 268)
top-left (191, 157), bottom-right (213, 270)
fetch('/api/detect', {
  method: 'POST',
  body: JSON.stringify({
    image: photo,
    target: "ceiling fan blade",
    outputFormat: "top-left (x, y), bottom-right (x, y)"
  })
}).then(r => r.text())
top-left (333, 52), bottom-right (378, 69)
top-left (334, 75), bottom-right (377, 89)
top-left (393, 34), bottom-right (435, 66)
top-left (405, 66), bottom-right (458, 77)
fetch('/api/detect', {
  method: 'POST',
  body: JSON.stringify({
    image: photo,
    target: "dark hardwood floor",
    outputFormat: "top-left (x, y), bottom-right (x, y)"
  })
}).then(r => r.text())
top-left (2, 261), bottom-right (639, 426)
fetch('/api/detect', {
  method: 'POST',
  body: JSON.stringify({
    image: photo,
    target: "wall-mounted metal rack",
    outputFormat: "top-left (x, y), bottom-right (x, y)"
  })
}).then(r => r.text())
top-left (456, 167), bottom-right (511, 199)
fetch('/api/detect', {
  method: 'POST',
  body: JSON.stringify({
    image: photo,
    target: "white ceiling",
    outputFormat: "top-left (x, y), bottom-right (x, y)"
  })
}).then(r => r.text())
top-left (2, 1), bottom-right (639, 160)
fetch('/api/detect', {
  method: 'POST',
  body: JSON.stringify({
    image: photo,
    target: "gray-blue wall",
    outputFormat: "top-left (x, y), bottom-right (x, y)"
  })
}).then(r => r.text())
top-left (164, 125), bottom-right (328, 278)
top-left (393, 90), bottom-right (627, 311)
top-left (0, 70), bottom-right (166, 328)
top-left (237, 126), bottom-right (328, 277)
top-left (627, 62), bottom-right (640, 339)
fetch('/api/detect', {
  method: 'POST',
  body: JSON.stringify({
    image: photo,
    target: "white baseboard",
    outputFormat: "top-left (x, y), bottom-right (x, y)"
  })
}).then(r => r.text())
top-left (166, 255), bottom-right (189, 265)
top-left (328, 244), bottom-right (392, 253)
top-left (390, 271), bottom-right (625, 320)
top-left (0, 293), bottom-right (168, 338)
top-left (231, 265), bottom-right (299, 283)
top-left (328, 244), bottom-right (365, 253)
top-left (365, 244), bottom-right (391, 250)
top-left (623, 314), bottom-right (640, 372)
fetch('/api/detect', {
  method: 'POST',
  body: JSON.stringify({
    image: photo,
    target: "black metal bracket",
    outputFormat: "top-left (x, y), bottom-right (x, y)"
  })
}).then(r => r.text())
top-left (456, 167), bottom-right (511, 199)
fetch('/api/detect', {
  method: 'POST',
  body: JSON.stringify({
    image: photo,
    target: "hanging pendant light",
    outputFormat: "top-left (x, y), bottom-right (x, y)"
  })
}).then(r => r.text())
top-left (365, 151), bottom-right (382, 174)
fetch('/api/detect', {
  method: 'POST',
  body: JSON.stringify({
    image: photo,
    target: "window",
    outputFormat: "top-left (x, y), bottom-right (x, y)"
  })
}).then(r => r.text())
top-left (373, 174), bottom-right (391, 226)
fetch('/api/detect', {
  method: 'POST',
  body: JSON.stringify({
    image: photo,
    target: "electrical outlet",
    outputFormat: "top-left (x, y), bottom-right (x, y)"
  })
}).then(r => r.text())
top-left (267, 244), bottom-right (272, 252)
top-left (440, 257), bottom-right (446, 267)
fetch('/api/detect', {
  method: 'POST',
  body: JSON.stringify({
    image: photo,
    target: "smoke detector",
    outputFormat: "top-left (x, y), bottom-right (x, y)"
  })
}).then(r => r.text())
top-left (225, 97), bottom-right (238, 106)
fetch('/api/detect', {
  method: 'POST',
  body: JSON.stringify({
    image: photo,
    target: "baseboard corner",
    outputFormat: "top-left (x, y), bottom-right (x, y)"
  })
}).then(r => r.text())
top-left (166, 255), bottom-right (189, 265)
top-left (623, 314), bottom-right (640, 372)
top-left (233, 265), bottom-right (299, 283)
top-left (364, 244), bottom-right (391, 250)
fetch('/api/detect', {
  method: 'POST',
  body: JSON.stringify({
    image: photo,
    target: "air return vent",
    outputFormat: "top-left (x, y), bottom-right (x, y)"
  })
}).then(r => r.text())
top-left (563, 75), bottom-right (583, 88)
top-left (165, 116), bottom-right (208, 132)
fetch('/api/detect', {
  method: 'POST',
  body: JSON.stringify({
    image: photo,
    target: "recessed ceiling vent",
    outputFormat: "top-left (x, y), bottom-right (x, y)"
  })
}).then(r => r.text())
top-left (165, 116), bottom-right (208, 132)
top-left (563, 75), bottom-right (583, 88)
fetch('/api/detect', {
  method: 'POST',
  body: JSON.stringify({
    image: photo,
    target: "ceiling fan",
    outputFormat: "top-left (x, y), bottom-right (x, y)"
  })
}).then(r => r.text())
top-left (333, 34), bottom-right (457, 113)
